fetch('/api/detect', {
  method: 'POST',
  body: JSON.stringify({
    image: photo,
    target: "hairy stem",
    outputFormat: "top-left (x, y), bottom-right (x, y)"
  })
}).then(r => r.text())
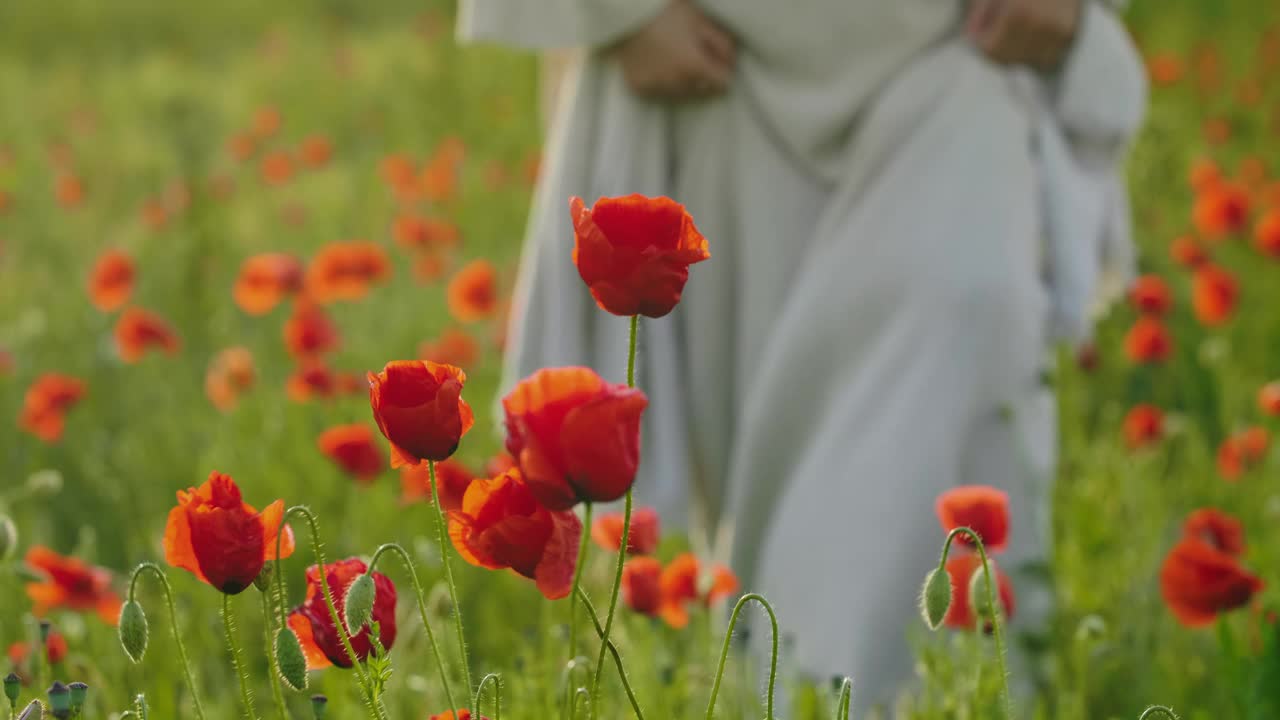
top-left (222, 595), bottom-right (259, 720)
top-left (705, 593), bottom-right (778, 720)
top-left (834, 677), bottom-right (853, 720)
top-left (259, 589), bottom-right (288, 720)
top-left (127, 564), bottom-right (206, 720)
top-left (473, 673), bottom-right (503, 720)
top-left (1138, 707), bottom-right (1181, 720)
top-left (938, 526), bottom-right (1012, 719)
top-left (428, 460), bottom-right (474, 713)
top-left (577, 589), bottom-right (646, 720)
top-left (568, 502), bottom-right (594, 662)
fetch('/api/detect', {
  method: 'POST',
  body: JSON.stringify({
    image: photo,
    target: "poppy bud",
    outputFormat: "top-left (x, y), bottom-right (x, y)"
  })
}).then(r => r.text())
top-left (254, 561), bottom-right (275, 592)
top-left (275, 627), bottom-right (309, 691)
top-left (0, 514), bottom-right (15, 562)
top-left (967, 561), bottom-right (998, 621)
top-left (118, 600), bottom-right (149, 663)
top-left (17, 700), bottom-right (42, 720)
top-left (4, 672), bottom-right (19, 707)
top-left (38, 621), bottom-right (51, 646)
top-left (344, 572), bottom-right (377, 632)
top-left (26, 470), bottom-right (62, 496)
top-left (920, 567), bottom-right (952, 631)
top-left (67, 683), bottom-right (87, 713)
top-left (46, 682), bottom-right (70, 719)
top-left (311, 694), bottom-right (328, 719)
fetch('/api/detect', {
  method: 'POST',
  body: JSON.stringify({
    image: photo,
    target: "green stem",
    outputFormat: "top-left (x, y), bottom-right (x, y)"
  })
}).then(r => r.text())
top-left (260, 589), bottom-right (288, 720)
top-left (1138, 707), bottom-right (1181, 720)
top-left (560, 656), bottom-right (592, 720)
top-left (938, 526), bottom-right (1012, 719)
top-left (577, 589), bottom-right (646, 720)
top-left (834, 677), bottom-right (853, 720)
top-left (625, 314), bottom-right (638, 387)
top-left (567, 503), bottom-right (594, 662)
top-left (572, 689), bottom-right (592, 720)
top-left (126, 563), bottom-right (207, 720)
top-left (366, 543), bottom-right (458, 713)
top-left (222, 595), bottom-right (260, 720)
top-left (705, 593), bottom-right (778, 720)
top-left (428, 460), bottom-right (474, 713)
top-left (473, 673), bottom-right (503, 720)
top-left (589, 489), bottom-right (632, 707)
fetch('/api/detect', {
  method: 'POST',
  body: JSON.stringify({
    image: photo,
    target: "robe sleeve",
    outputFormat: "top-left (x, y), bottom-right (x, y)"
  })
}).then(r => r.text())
top-left (1052, 0), bottom-right (1148, 152)
top-left (457, 0), bottom-right (668, 50)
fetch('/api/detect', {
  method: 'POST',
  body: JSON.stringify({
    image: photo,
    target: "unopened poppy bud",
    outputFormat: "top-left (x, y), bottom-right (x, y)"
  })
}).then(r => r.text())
top-left (67, 683), bottom-right (87, 712)
top-left (0, 514), bottom-right (16, 562)
top-left (344, 572), bottom-right (376, 632)
top-left (26, 470), bottom-right (62, 496)
top-left (46, 682), bottom-right (70, 719)
top-left (919, 567), bottom-right (952, 631)
top-left (968, 561), bottom-right (997, 621)
top-left (254, 561), bottom-right (275, 592)
top-left (17, 699), bottom-right (42, 720)
top-left (118, 600), bottom-right (149, 663)
top-left (275, 628), bottom-right (309, 691)
top-left (4, 672), bottom-right (20, 707)
top-left (311, 694), bottom-right (328, 719)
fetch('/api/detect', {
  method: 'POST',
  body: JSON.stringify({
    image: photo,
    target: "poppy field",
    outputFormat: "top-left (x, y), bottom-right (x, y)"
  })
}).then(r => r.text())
top-left (2, 1), bottom-right (1280, 718)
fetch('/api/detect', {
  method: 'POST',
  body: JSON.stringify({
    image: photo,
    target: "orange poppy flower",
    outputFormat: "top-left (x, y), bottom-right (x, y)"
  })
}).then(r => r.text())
top-left (287, 558), bottom-right (396, 669)
top-left (24, 547), bottom-right (122, 625)
top-left (1160, 537), bottom-right (1263, 628)
top-left (429, 711), bottom-right (490, 720)
top-left (1191, 264), bottom-right (1238, 326)
top-left (283, 360), bottom-right (336, 403)
top-left (1128, 275), bottom-right (1172, 315)
top-left (318, 425), bottom-right (386, 483)
top-left (305, 241), bottom-right (392, 304)
top-left (420, 136), bottom-right (464, 202)
top-left (283, 300), bottom-right (340, 359)
top-left (1124, 316), bottom-right (1173, 364)
top-left (1237, 156), bottom-right (1268, 188)
top-left (1122, 404), bottom-right (1164, 450)
top-left (87, 250), bottom-right (135, 312)
top-left (205, 346), bottom-right (256, 411)
top-left (446, 260), bottom-right (498, 323)
top-left (233, 253), bottom-right (305, 315)
top-left (18, 373), bottom-right (86, 443)
top-left (418, 327), bottom-right (480, 370)
top-left (299, 134), bottom-right (332, 168)
top-left (1183, 508), bottom-right (1245, 557)
top-left (227, 133), bottom-right (256, 162)
top-left (260, 151), bottom-right (295, 185)
top-left (1169, 236), bottom-right (1210, 269)
top-left (1258, 381), bottom-right (1280, 417)
top-left (413, 252), bottom-right (450, 283)
top-left (591, 507), bottom-right (660, 555)
top-left (502, 367), bottom-right (648, 511)
top-left (368, 360), bottom-right (474, 467)
top-left (570, 195), bottom-right (711, 318)
top-left (935, 486), bottom-right (1010, 552)
top-left (252, 106), bottom-right (282, 140)
top-left (393, 215), bottom-right (460, 251)
top-left (380, 153), bottom-right (416, 190)
top-left (1146, 52), bottom-right (1184, 86)
top-left (399, 458), bottom-right (474, 509)
top-left (114, 307), bottom-right (181, 363)
top-left (657, 553), bottom-right (739, 629)
top-left (447, 468), bottom-right (582, 600)
top-left (163, 471), bottom-right (295, 594)
top-left (1193, 183), bottom-right (1251, 240)
top-left (7, 629), bottom-right (69, 667)
top-left (55, 173), bottom-right (84, 208)
top-left (1188, 159), bottom-right (1223, 193)
top-left (1202, 118), bottom-right (1231, 145)
top-left (1217, 427), bottom-right (1269, 481)
top-left (1254, 209), bottom-right (1280, 258)
top-left (621, 556), bottom-right (663, 617)
top-left (942, 553), bottom-right (1015, 631)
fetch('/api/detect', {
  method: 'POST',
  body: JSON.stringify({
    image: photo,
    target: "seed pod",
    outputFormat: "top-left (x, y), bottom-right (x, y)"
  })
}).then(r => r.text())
top-left (311, 694), bottom-right (328, 719)
top-left (118, 600), bottom-right (149, 663)
top-left (46, 682), bottom-right (70, 719)
top-left (4, 672), bottom-right (20, 707)
top-left (67, 683), bottom-right (87, 713)
top-left (343, 573), bottom-right (376, 632)
top-left (275, 627), bottom-right (309, 692)
top-left (0, 515), bottom-right (16, 563)
top-left (919, 566), bottom-right (952, 630)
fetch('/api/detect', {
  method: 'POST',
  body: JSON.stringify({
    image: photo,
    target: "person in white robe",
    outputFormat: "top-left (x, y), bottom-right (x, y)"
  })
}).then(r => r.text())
top-left (459, 0), bottom-right (1147, 709)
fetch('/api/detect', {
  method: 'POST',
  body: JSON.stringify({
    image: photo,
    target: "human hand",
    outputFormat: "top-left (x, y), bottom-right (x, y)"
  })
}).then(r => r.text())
top-left (613, 0), bottom-right (736, 101)
top-left (967, 0), bottom-right (1085, 71)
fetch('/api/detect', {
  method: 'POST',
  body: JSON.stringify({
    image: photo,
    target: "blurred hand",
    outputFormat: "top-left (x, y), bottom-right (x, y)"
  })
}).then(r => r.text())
top-left (967, 0), bottom-right (1084, 71)
top-left (613, 0), bottom-right (737, 101)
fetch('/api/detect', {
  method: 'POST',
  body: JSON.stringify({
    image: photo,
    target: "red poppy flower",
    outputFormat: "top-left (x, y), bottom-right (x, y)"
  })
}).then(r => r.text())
top-left (1193, 183), bottom-right (1251, 240)
top-left (935, 486), bottom-right (1010, 552)
top-left (502, 367), bottom-right (647, 511)
top-left (1217, 427), bottom-right (1269, 480)
top-left (1122, 404), bottom-right (1164, 450)
top-left (570, 195), bottom-right (711, 318)
top-left (1128, 275), bottom-right (1172, 315)
top-left (55, 173), bottom-right (84, 208)
top-left (1124, 316), bottom-right (1173, 364)
top-left (447, 468), bottom-right (582, 600)
top-left (1191, 264), bottom-right (1238, 326)
top-left (228, 133), bottom-right (256, 162)
top-left (1202, 118), bottom-right (1232, 145)
top-left (260, 151), bottom-right (295, 186)
top-left (318, 425), bottom-right (386, 483)
top-left (429, 711), bottom-right (490, 720)
top-left (18, 373), bottom-right (86, 443)
top-left (657, 553), bottom-right (738, 628)
top-left (284, 299), bottom-right (340, 359)
top-left (1188, 159), bottom-right (1223, 193)
top-left (7, 629), bottom-right (69, 667)
top-left (305, 242), bottom-right (392, 304)
top-left (591, 507), bottom-right (660, 555)
top-left (413, 252), bottom-right (450, 283)
top-left (380, 153), bottom-right (416, 190)
top-left (446, 260), bottom-right (498, 323)
top-left (399, 458), bottom-right (474, 509)
top-left (163, 472), bottom-right (295, 594)
top-left (420, 137), bottom-right (464, 202)
top-left (285, 359), bottom-right (344, 403)
top-left (114, 307), bottom-right (181, 363)
top-left (1160, 537), bottom-right (1263, 628)
top-left (252, 107), bottom-right (281, 140)
top-left (1254, 209), bottom-right (1280, 258)
top-left (1169, 236), bottom-right (1210, 269)
top-left (394, 215), bottom-right (459, 250)
top-left (205, 347), bottom-right (256, 411)
top-left (140, 197), bottom-right (168, 231)
top-left (418, 327), bottom-right (479, 370)
top-left (621, 556), bottom-right (663, 617)
top-left (485, 452), bottom-right (517, 477)
top-left (24, 547), bottom-right (122, 625)
top-left (1258, 381), bottom-right (1280, 417)
top-left (942, 553), bottom-right (1016, 631)
top-left (233, 253), bottom-right (304, 315)
top-left (1147, 52), bottom-right (1184, 86)
top-left (299, 134), bottom-right (333, 169)
top-left (287, 558), bottom-right (397, 669)
top-left (88, 250), bottom-right (135, 312)
top-left (368, 360), bottom-right (474, 467)
top-left (1183, 508), bottom-right (1245, 556)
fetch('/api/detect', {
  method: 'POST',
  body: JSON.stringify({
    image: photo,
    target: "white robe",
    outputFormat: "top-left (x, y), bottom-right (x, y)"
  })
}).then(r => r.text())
top-left (460, 0), bottom-right (1146, 708)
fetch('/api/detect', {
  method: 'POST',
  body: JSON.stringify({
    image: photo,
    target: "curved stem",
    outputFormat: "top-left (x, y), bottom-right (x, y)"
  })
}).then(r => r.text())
top-left (1138, 708), bottom-right (1181, 720)
top-left (705, 593), bottom-right (778, 720)
top-left (366, 543), bottom-right (458, 713)
top-left (428, 461), bottom-right (474, 712)
top-left (222, 595), bottom-right (260, 720)
top-left (834, 677), bottom-right (852, 720)
top-left (560, 655), bottom-right (593, 720)
top-left (567, 503), bottom-right (594, 662)
top-left (260, 589), bottom-right (288, 720)
top-left (473, 673), bottom-right (503, 720)
top-left (938, 527), bottom-right (1012, 719)
top-left (126, 563), bottom-right (207, 720)
top-left (577, 589), bottom-right (646, 720)
top-left (589, 490), bottom-right (632, 706)
top-left (572, 688), bottom-right (592, 720)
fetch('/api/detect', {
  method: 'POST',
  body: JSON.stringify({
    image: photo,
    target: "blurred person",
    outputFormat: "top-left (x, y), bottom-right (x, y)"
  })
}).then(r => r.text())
top-left (461, 0), bottom-right (1146, 707)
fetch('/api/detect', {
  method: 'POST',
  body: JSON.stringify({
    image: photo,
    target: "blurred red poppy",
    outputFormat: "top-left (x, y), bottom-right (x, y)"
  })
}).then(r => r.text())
top-left (88, 250), bottom-right (135, 312)
top-left (622, 556), bottom-right (663, 617)
top-left (299, 134), bottom-right (333, 169)
top-left (114, 307), bottom-right (181, 363)
top-left (286, 359), bottom-right (340, 402)
top-left (1218, 427), bottom-right (1269, 480)
top-left (1254, 209), bottom-right (1280, 258)
top-left (7, 629), bottom-right (69, 667)
top-left (205, 347), bottom-right (256, 411)
top-left (1188, 159), bottom-right (1222, 193)
top-left (1160, 537), bottom-right (1263, 628)
top-left (399, 458), bottom-right (474, 509)
top-left (657, 553), bottom-right (738, 628)
top-left (935, 486), bottom-right (1010, 552)
top-left (1124, 316), bottom-right (1173, 364)
top-left (318, 425), bottom-right (386, 483)
top-left (413, 252), bottom-right (450, 283)
top-left (24, 547), bottom-right (122, 625)
top-left (1169, 236), bottom-right (1210, 269)
top-left (420, 136), bottom-right (464, 202)
top-left (1122, 404), bottom-right (1164, 450)
top-left (368, 360), bottom-right (474, 467)
top-left (288, 558), bottom-right (397, 669)
top-left (1193, 183), bottom-right (1251, 240)
top-left (1183, 508), bottom-right (1245, 556)
top-left (1258, 381), bottom-right (1280, 417)
top-left (1191, 264), bottom-right (1238, 326)
top-left (305, 242), bottom-right (392, 304)
top-left (394, 215), bottom-right (460, 251)
top-left (1147, 52), bottom-right (1184, 86)
top-left (260, 151), bottom-right (295, 185)
top-left (570, 194), bottom-right (711, 318)
top-left (1128, 275), bottom-right (1172, 315)
top-left (429, 711), bottom-right (489, 720)
top-left (446, 259), bottom-right (498, 323)
top-left (228, 133), bottom-right (256, 162)
top-left (591, 507), bottom-right (660, 555)
top-left (252, 107), bottom-right (281, 140)
top-left (18, 373), bottom-right (86, 443)
top-left (418, 327), bottom-right (480, 370)
top-left (284, 299), bottom-right (340, 359)
top-left (942, 553), bottom-right (1015, 631)
top-left (163, 471), bottom-right (295, 594)
top-left (55, 173), bottom-right (84, 208)
top-left (233, 253), bottom-right (304, 315)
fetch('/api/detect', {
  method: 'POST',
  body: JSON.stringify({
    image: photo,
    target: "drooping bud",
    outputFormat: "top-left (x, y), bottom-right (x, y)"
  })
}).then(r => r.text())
top-left (967, 560), bottom-right (997, 621)
top-left (67, 683), bottom-right (87, 713)
top-left (311, 694), bottom-right (328, 719)
top-left (4, 672), bottom-right (20, 707)
top-left (919, 566), bottom-right (952, 630)
top-left (275, 627), bottom-right (309, 692)
top-left (0, 515), bottom-right (16, 562)
top-left (253, 560), bottom-right (275, 592)
top-left (16, 699), bottom-right (43, 720)
top-left (118, 600), bottom-right (149, 663)
top-left (46, 682), bottom-right (70, 719)
top-left (343, 573), bottom-right (376, 633)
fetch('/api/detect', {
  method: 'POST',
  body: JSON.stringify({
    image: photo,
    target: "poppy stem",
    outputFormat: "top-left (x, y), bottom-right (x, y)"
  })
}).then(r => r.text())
top-left (572, 688), bottom-right (592, 720)
top-left (473, 673), bottom-right (503, 720)
top-left (567, 503), bottom-right (594, 662)
top-left (834, 677), bottom-right (853, 720)
top-left (939, 527), bottom-right (1012, 720)
top-left (126, 563), bottom-right (207, 720)
top-left (366, 543), bottom-right (458, 714)
top-left (589, 488), bottom-right (631, 708)
top-left (705, 593), bottom-right (779, 720)
top-left (428, 461), bottom-right (474, 714)
top-left (221, 594), bottom-right (260, 720)
top-left (577, 588), bottom-right (646, 720)
top-left (1138, 707), bottom-right (1181, 720)
top-left (259, 588), bottom-right (289, 720)
top-left (626, 314), bottom-right (638, 386)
